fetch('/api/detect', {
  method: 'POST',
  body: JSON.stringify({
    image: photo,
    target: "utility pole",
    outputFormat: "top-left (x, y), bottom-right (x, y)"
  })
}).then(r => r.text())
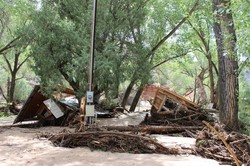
top-left (89, 0), bottom-right (97, 92)
top-left (86, 0), bottom-right (97, 124)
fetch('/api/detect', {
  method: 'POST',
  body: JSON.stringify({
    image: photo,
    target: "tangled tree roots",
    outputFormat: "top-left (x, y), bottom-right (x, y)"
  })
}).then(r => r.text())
top-left (42, 132), bottom-right (179, 154)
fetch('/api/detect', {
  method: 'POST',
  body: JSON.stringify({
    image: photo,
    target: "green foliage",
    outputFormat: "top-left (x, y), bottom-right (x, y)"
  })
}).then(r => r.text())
top-left (23, 3), bottom-right (88, 97)
top-left (14, 79), bottom-right (33, 102)
top-left (231, 0), bottom-right (250, 73)
top-left (1, 0), bottom-right (249, 132)
top-left (22, 0), bottom-right (150, 99)
top-left (151, 59), bottom-right (195, 95)
top-left (0, 111), bottom-right (10, 117)
top-left (239, 71), bottom-right (250, 135)
top-left (0, 0), bottom-right (36, 103)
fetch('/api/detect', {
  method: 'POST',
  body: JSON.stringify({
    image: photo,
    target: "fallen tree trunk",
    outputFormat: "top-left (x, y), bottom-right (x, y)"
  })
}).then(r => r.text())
top-left (100, 125), bottom-right (203, 134)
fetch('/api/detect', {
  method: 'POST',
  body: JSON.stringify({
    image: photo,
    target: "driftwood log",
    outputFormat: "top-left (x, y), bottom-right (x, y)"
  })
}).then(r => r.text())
top-left (99, 125), bottom-right (203, 134)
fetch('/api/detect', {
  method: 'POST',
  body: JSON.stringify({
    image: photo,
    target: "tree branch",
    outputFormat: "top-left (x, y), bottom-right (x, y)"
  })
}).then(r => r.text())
top-left (13, 52), bottom-right (20, 75)
top-left (3, 54), bottom-right (12, 72)
top-left (147, 0), bottom-right (200, 57)
top-left (15, 75), bottom-right (25, 81)
top-left (151, 52), bottom-right (189, 70)
top-left (188, 20), bottom-right (206, 47)
top-left (0, 86), bottom-right (8, 102)
top-left (0, 36), bottom-right (22, 54)
top-left (238, 57), bottom-right (249, 74)
top-left (129, 22), bottom-right (138, 44)
top-left (17, 55), bottom-right (30, 71)
top-left (212, 61), bottom-right (219, 76)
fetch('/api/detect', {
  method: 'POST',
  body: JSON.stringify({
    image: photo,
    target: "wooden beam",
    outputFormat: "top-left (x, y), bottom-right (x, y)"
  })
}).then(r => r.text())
top-left (152, 87), bottom-right (200, 112)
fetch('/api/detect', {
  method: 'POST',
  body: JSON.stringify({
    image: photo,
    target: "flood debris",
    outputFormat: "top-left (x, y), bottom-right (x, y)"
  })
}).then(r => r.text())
top-left (42, 131), bottom-right (180, 154)
top-left (140, 87), bottom-right (250, 165)
top-left (13, 85), bottom-right (78, 127)
top-left (141, 87), bottom-right (212, 127)
top-left (98, 125), bottom-right (203, 134)
top-left (151, 87), bottom-right (200, 112)
top-left (195, 121), bottom-right (250, 166)
top-left (11, 85), bottom-right (249, 165)
top-left (13, 85), bottom-right (116, 127)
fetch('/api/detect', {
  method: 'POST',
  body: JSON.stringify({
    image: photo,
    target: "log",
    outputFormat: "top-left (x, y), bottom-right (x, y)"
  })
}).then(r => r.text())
top-left (100, 125), bottom-right (203, 134)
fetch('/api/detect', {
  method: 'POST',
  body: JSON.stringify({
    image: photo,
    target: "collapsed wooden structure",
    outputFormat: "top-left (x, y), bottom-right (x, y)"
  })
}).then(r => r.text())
top-left (13, 85), bottom-right (115, 127)
top-left (152, 87), bottom-right (200, 112)
top-left (13, 85), bottom-right (79, 126)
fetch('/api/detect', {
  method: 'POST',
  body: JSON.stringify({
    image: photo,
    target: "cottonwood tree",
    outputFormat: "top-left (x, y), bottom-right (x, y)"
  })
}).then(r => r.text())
top-left (212, 0), bottom-right (239, 130)
top-left (186, 2), bottom-right (219, 107)
top-left (0, 0), bottom-right (34, 110)
top-left (123, 0), bottom-right (200, 111)
top-left (25, 0), bottom-right (149, 101)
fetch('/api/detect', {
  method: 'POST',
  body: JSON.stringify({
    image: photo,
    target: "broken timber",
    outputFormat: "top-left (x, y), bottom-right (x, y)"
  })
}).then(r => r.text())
top-left (100, 125), bottom-right (203, 134)
top-left (44, 131), bottom-right (179, 154)
top-left (152, 87), bottom-right (200, 112)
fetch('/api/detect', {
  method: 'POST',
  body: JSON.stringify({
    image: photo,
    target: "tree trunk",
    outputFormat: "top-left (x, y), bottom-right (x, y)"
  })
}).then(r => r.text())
top-left (6, 77), bottom-right (10, 101)
top-left (212, 0), bottom-right (239, 131)
top-left (213, 83), bottom-right (219, 109)
top-left (129, 85), bottom-right (144, 112)
top-left (8, 72), bottom-right (16, 103)
top-left (188, 21), bottom-right (216, 106)
top-left (113, 62), bottom-right (121, 98)
top-left (121, 79), bottom-right (136, 107)
top-left (193, 75), bottom-right (197, 103)
top-left (196, 68), bottom-right (208, 105)
top-left (207, 53), bottom-right (215, 104)
top-left (120, 1), bottom-right (200, 109)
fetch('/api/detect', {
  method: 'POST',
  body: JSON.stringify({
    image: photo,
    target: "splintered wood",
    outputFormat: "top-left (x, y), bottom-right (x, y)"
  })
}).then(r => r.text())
top-left (43, 132), bottom-right (179, 154)
top-left (152, 87), bottom-right (200, 112)
top-left (195, 123), bottom-right (250, 165)
top-left (147, 87), bottom-right (210, 127)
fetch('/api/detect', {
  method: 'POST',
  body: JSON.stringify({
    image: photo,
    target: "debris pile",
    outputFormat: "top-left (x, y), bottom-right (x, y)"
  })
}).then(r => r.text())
top-left (13, 85), bottom-right (76, 126)
top-left (42, 131), bottom-right (179, 154)
top-left (141, 87), bottom-right (212, 127)
top-left (10, 86), bottom-right (249, 165)
top-left (99, 125), bottom-right (203, 134)
top-left (13, 85), bottom-right (116, 127)
top-left (196, 122), bottom-right (250, 165)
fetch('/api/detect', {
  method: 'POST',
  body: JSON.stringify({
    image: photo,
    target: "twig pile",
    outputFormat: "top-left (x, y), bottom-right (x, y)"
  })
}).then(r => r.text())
top-left (42, 132), bottom-right (179, 154)
top-left (195, 123), bottom-right (250, 165)
top-left (150, 109), bottom-right (210, 126)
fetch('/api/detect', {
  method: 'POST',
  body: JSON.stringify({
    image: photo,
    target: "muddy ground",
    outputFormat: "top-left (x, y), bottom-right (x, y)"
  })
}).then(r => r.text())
top-left (0, 114), bottom-right (224, 166)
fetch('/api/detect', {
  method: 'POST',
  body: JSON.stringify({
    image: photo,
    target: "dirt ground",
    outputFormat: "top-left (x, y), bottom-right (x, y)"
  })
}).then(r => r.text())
top-left (0, 114), bottom-right (224, 166)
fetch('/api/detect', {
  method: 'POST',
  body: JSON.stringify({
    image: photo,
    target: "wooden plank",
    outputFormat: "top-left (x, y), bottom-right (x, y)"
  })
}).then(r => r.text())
top-left (155, 95), bottom-right (164, 101)
top-left (160, 88), bottom-right (199, 108)
top-left (151, 87), bottom-right (200, 112)
top-left (157, 95), bottom-right (167, 112)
